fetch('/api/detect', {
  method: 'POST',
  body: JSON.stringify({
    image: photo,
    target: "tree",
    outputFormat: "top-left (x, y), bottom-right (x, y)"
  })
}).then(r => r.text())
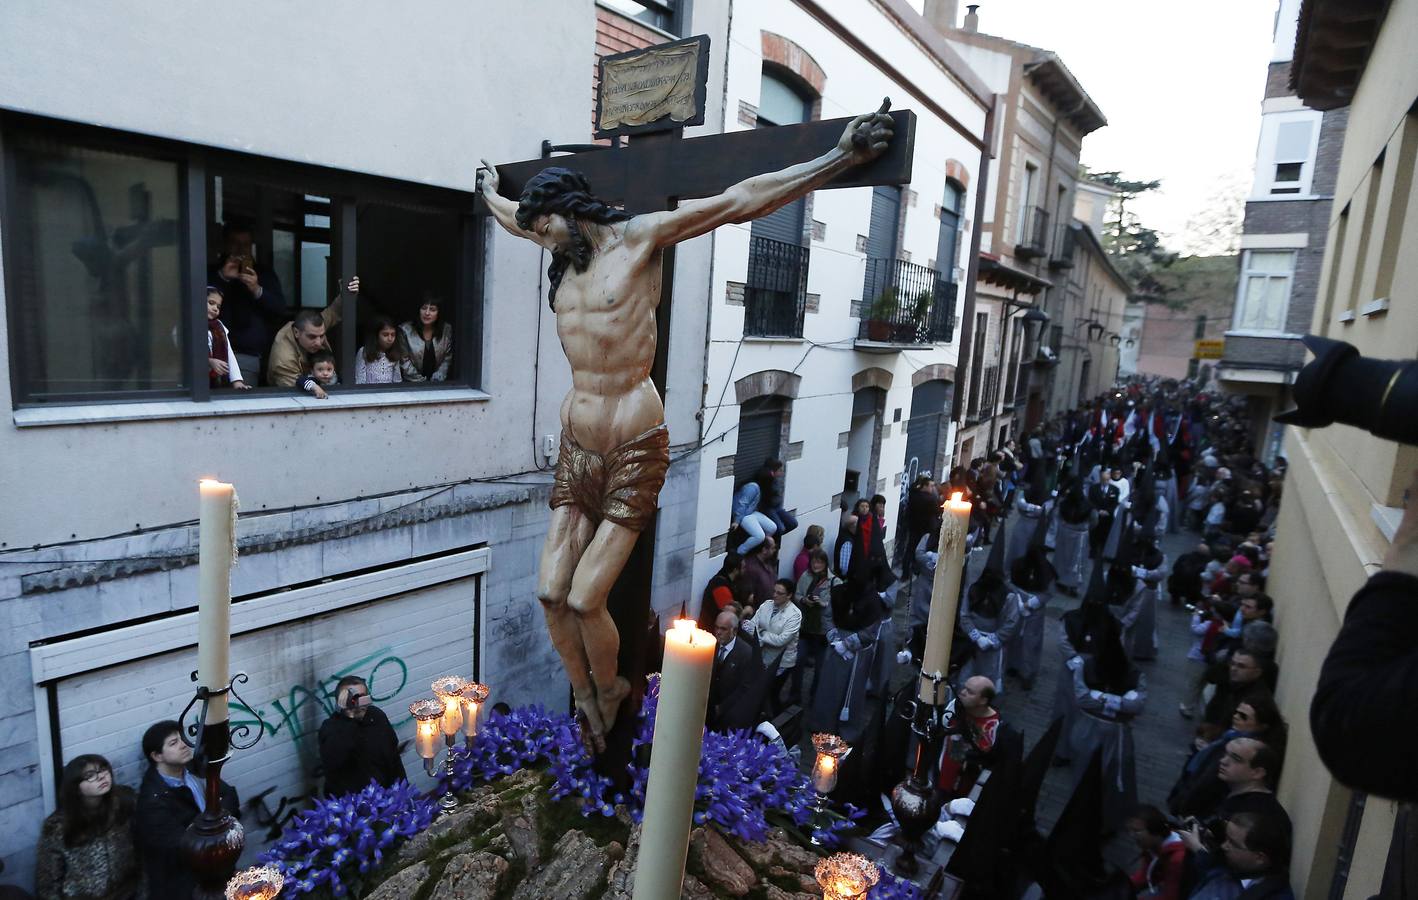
top-left (1088, 171), bottom-right (1176, 301)
top-left (1176, 171), bottom-right (1249, 257)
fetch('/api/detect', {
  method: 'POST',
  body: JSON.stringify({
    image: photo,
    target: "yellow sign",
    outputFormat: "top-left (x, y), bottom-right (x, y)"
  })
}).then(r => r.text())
top-left (1194, 339), bottom-right (1225, 360)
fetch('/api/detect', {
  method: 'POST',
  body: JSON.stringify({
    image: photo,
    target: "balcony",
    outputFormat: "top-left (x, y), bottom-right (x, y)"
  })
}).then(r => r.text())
top-left (857, 258), bottom-right (957, 348)
top-left (1048, 222), bottom-right (1076, 270)
top-left (966, 364), bottom-right (999, 424)
top-left (1016, 206), bottom-right (1050, 259)
top-left (744, 235), bottom-right (810, 339)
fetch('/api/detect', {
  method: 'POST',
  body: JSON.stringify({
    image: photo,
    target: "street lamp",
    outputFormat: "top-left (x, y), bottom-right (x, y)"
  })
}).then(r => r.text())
top-left (1021, 306), bottom-right (1049, 357)
top-left (815, 853), bottom-right (880, 900)
top-left (1109, 333), bottom-right (1121, 347)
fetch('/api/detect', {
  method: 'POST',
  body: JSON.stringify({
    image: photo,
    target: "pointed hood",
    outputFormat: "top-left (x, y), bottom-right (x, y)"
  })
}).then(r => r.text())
top-left (985, 518), bottom-right (1008, 578)
top-left (1041, 750), bottom-right (1108, 895)
top-left (969, 519), bottom-right (1010, 615)
top-left (945, 724), bottom-right (1025, 893)
top-left (1024, 460), bottom-right (1049, 505)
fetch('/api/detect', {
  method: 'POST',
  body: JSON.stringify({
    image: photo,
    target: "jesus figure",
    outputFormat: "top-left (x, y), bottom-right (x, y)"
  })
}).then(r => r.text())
top-left (478, 104), bottom-right (894, 745)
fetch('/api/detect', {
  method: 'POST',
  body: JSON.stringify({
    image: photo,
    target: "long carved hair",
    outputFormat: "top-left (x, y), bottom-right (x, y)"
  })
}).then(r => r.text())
top-left (515, 167), bottom-right (632, 309)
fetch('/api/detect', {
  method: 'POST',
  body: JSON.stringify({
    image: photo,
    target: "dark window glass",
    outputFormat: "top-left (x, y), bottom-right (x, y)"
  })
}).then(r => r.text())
top-left (7, 134), bottom-right (184, 400)
top-left (1273, 161), bottom-right (1303, 184)
top-left (601, 0), bottom-right (676, 33)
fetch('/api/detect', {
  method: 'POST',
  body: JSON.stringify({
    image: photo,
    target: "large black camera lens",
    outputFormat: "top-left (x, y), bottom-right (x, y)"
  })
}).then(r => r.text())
top-left (1274, 335), bottom-right (1418, 446)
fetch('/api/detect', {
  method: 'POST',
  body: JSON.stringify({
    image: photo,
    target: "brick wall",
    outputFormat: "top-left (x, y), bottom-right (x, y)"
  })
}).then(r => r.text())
top-left (1312, 107), bottom-right (1349, 196)
top-left (1265, 61), bottom-right (1293, 99)
top-left (1221, 334), bottom-right (1306, 369)
top-left (1241, 199), bottom-right (1333, 333)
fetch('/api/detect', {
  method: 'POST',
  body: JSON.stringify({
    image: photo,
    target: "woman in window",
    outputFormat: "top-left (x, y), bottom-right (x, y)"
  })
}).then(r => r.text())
top-left (355, 315), bottom-right (404, 385)
top-left (35, 754), bottom-right (141, 900)
top-left (399, 295), bottom-right (453, 382)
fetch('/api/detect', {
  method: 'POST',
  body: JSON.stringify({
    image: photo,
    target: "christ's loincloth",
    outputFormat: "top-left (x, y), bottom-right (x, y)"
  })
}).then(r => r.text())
top-left (549, 425), bottom-right (670, 531)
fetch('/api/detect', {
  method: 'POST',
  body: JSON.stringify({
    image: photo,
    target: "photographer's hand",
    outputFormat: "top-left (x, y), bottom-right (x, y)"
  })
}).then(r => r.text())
top-left (1382, 469), bottom-right (1418, 579)
top-left (1181, 823), bottom-right (1205, 853)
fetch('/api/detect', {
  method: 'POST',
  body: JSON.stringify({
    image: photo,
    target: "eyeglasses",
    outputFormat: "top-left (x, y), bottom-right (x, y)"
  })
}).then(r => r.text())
top-left (81, 769), bottom-right (108, 783)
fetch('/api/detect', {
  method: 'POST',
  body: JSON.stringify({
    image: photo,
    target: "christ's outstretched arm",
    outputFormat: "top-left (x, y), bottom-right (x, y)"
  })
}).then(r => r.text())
top-left (630, 102), bottom-right (894, 249)
top-left (477, 160), bottom-right (558, 250)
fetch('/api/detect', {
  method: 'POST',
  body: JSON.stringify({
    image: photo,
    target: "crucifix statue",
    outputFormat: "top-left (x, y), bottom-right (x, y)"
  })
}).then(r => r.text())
top-left (479, 95), bottom-right (910, 750)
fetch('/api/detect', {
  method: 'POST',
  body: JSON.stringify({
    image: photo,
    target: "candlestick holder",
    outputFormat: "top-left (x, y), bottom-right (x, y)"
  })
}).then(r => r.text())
top-left (808, 733), bottom-right (850, 845)
top-left (888, 672), bottom-right (950, 877)
top-left (815, 852), bottom-right (880, 900)
top-left (411, 677), bottom-right (491, 820)
top-left (176, 671), bottom-right (268, 900)
top-left (225, 864), bottom-right (284, 900)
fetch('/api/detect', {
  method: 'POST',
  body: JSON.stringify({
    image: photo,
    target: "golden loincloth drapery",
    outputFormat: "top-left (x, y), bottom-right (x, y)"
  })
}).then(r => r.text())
top-left (549, 425), bottom-right (670, 531)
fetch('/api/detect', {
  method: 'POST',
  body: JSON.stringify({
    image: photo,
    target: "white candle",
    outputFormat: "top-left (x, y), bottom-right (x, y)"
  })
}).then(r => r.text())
top-left (633, 618), bottom-right (715, 900)
top-left (197, 479), bottom-right (237, 724)
top-left (919, 492), bottom-right (973, 705)
top-left (812, 753), bottom-right (839, 793)
top-left (415, 717), bottom-right (439, 760)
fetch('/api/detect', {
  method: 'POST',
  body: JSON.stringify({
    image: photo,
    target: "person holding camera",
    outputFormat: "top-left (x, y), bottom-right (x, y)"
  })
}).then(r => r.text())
top-left (1182, 808), bottom-right (1294, 899)
top-left (209, 219), bottom-right (287, 379)
top-left (318, 676), bottom-right (406, 797)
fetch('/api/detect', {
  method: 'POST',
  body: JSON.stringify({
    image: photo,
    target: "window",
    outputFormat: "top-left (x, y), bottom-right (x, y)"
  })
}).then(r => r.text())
top-left (746, 69), bottom-right (813, 338)
top-left (3, 113), bottom-right (483, 406)
top-left (1016, 163), bottom-right (1038, 244)
top-left (936, 180), bottom-right (964, 282)
top-left (599, 0), bottom-right (680, 34)
top-left (5, 130), bottom-right (185, 401)
top-left (1194, 315), bottom-right (1207, 340)
top-left (1254, 111), bottom-right (1321, 197)
top-left (1234, 250), bottom-right (1296, 332)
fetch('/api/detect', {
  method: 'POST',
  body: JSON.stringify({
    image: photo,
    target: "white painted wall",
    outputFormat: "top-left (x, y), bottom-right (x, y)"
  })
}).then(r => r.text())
top-left (689, 0), bottom-right (987, 596)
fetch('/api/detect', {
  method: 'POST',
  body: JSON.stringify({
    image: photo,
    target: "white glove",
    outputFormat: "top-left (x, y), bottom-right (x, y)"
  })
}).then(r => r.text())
top-left (987, 634), bottom-right (1001, 650)
top-left (947, 797), bottom-right (976, 817)
top-left (1066, 655), bottom-right (1084, 672)
top-left (1088, 689), bottom-right (1104, 702)
top-left (1123, 690), bottom-right (1139, 702)
top-left (932, 820), bottom-right (966, 842)
top-left (976, 636), bottom-right (991, 651)
top-left (832, 640), bottom-right (852, 660)
top-left (1132, 566), bottom-right (1148, 579)
top-left (968, 629), bottom-right (983, 644)
top-left (896, 649), bottom-right (913, 665)
top-left (1026, 594), bottom-right (1041, 611)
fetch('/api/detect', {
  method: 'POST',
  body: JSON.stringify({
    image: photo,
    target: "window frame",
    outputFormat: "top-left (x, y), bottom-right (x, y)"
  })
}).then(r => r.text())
top-left (1232, 249), bottom-right (1297, 333)
top-left (1, 111), bottom-right (485, 409)
top-left (1253, 110), bottom-right (1322, 198)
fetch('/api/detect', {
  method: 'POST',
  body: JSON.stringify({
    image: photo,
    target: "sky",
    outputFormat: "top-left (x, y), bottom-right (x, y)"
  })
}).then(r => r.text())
top-left (916, 0), bottom-right (1280, 252)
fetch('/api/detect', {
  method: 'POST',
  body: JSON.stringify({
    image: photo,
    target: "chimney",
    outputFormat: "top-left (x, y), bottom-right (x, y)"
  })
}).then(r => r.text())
top-left (923, 0), bottom-right (958, 31)
top-left (964, 4), bottom-right (980, 32)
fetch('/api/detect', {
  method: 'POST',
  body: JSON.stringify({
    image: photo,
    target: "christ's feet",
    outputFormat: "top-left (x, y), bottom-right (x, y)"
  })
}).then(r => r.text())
top-left (596, 676), bottom-right (631, 735)
top-left (574, 687), bottom-right (608, 753)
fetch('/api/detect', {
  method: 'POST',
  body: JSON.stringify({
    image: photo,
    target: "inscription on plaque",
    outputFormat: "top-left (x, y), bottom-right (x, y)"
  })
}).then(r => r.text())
top-left (596, 35), bottom-right (709, 137)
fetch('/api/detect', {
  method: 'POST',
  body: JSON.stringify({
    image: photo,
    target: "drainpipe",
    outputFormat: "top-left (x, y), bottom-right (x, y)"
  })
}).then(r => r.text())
top-left (950, 94), bottom-right (999, 428)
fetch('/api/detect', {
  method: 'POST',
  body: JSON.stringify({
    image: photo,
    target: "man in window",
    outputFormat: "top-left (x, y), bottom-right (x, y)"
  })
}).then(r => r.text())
top-left (209, 219), bottom-right (287, 379)
top-left (267, 277), bottom-right (357, 388)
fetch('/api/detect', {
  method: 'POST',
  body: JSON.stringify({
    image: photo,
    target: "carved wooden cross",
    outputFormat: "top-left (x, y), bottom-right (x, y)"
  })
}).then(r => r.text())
top-left (486, 96), bottom-right (917, 776)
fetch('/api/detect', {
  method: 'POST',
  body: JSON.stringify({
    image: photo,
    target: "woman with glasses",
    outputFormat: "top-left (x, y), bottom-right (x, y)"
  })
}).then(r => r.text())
top-left (35, 755), bottom-right (140, 900)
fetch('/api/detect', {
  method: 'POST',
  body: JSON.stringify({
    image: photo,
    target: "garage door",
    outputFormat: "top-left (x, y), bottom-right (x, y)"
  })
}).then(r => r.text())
top-left (35, 551), bottom-right (484, 864)
top-left (903, 379), bottom-right (953, 483)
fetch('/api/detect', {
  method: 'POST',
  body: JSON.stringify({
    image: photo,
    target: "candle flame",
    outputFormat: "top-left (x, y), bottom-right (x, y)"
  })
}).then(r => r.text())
top-left (950, 491), bottom-right (962, 502)
top-left (671, 617), bottom-right (697, 634)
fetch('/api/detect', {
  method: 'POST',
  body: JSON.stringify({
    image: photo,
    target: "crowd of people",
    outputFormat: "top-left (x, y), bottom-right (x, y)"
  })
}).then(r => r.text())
top-left (698, 377), bottom-right (1300, 897)
top-left (204, 219), bottom-right (454, 397)
top-left (26, 676), bottom-right (405, 899)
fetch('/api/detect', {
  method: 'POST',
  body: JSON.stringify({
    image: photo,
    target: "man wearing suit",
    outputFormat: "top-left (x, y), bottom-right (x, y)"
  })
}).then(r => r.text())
top-left (708, 609), bottom-right (760, 731)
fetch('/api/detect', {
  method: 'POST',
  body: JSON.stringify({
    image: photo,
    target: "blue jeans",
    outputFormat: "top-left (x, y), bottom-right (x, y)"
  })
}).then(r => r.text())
top-left (766, 507), bottom-right (798, 537)
top-left (736, 511), bottom-right (778, 553)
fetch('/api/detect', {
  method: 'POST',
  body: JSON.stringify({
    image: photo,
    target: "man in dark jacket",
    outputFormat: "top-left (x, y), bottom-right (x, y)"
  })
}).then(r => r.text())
top-left (318, 676), bottom-right (407, 797)
top-left (707, 610), bottom-right (762, 731)
top-left (134, 720), bottom-right (240, 900)
top-left (208, 218), bottom-right (287, 377)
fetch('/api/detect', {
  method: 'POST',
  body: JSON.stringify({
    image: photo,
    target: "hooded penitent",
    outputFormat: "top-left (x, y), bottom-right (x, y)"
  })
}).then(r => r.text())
top-left (1010, 510), bottom-right (1057, 593)
top-left (1058, 457), bottom-right (1093, 525)
top-left (968, 519), bottom-right (1010, 618)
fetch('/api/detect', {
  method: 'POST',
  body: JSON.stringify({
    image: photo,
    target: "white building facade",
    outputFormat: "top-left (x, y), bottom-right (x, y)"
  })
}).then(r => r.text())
top-left (688, 0), bottom-right (994, 595)
top-left (0, 0), bottom-right (726, 884)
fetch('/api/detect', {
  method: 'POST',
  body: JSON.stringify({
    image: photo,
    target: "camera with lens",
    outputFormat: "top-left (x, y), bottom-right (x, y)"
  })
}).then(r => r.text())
top-left (1274, 335), bottom-right (1418, 446)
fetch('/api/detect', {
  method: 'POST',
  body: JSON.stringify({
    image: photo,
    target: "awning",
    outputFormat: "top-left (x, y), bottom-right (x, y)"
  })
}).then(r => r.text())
top-left (978, 254), bottom-right (1051, 295)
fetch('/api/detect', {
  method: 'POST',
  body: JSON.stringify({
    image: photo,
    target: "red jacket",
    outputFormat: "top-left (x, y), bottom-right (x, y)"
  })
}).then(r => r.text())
top-left (1129, 835), bottom-right (1189, 900)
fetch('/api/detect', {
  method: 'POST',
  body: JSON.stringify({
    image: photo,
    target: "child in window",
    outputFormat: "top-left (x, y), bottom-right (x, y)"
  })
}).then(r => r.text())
top-left (205, 286), bottom-right (251, 390)
top-left (298, 350), bottom-right (338, 399)
top-left (355, 315), bottom-right (404, 385)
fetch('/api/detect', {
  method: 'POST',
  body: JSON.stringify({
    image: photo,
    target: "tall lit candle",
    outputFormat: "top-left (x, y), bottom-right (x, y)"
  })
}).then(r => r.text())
top-left (919, 492), bottom-right (973, 705)
top-left (197, 479), bottom-right (237, 724)
top-left (633, 619), bottom-right (715, 900)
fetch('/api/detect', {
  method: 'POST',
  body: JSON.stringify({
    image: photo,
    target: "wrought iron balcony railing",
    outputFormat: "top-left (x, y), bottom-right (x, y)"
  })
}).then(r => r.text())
top-left (744, 235), bottom-right (809, 339)
top-left (1016, 205), bottom-right (1050, 259)
top-left (858, 258), bottom-right (956, 345)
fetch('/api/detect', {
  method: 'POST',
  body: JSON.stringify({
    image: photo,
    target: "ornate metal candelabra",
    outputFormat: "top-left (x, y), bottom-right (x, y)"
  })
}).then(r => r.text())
top-left (411, 676), bottom-right (490, 817)
top-left (888, 671), bottom-right (951, 877)
top-left (176, 671), bottom-right (266, 900)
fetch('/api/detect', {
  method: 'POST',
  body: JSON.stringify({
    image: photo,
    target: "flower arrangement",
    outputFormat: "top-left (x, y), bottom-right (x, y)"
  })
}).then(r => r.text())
top-left (260, 779), bottom-right (436, 897)
top-left (869, 866), bottom-right (926, 900)
top-left (264, 683), bottom-right (872, 895)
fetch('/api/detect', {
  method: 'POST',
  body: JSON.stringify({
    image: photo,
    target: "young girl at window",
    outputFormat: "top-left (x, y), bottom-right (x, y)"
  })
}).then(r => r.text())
top-left (205, 285), bottom-right (251, 390)
top-left (355, 315), bottom-right (405, 385)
